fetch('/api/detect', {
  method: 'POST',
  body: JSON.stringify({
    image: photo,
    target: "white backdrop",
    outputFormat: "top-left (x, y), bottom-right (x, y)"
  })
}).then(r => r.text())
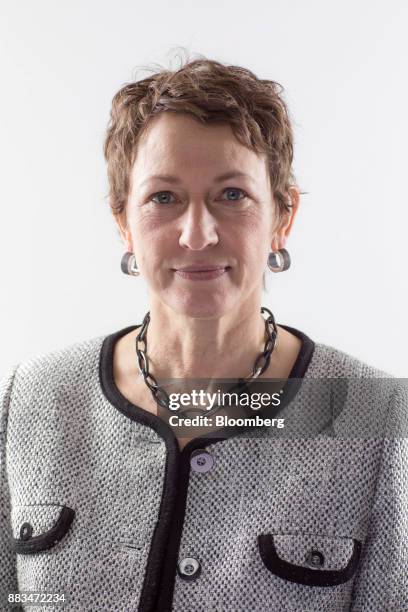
top-left (0, 0), bottom-right (406, 376)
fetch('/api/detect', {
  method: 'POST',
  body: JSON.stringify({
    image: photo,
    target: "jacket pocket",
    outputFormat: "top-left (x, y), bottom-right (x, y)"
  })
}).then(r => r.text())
top-left (11, 503), bottom-right (75, 554)
top-left (258, 532), bottom-right (362, 587)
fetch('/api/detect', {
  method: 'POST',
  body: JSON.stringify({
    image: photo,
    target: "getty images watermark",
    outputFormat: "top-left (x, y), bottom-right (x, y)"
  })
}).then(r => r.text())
top-left (156, 377), bottom-right (408, 440)
top-left (164, 387), bottom-right (286, 429)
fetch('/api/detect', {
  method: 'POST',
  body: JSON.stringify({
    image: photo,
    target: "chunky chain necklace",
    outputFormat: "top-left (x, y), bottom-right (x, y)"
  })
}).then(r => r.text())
top-left (135, 306), bottom-right (278, 414)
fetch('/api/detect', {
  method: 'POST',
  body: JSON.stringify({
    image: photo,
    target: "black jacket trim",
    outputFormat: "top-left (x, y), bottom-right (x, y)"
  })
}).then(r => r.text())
top-left (12, 506), bottom-right (75, 554)
top-left (99, 322), bottom-right (316, 611)
top-left (99, 324), bottom-right (180, 612)
top-left (258, 533), bottom-right (362, 587)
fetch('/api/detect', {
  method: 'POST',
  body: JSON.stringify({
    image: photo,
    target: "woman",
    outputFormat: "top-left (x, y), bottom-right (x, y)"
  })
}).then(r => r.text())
top-left (1, 56), bottom-right (406, 612)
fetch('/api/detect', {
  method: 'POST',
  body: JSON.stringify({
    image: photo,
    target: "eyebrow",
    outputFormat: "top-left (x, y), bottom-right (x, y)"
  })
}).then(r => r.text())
top-left (139, 170), bottom-right (255, 187)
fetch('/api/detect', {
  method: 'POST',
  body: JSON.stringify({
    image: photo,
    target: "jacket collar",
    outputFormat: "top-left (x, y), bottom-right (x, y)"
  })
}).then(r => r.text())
top-left (99, 321), bottom-right (316, 456)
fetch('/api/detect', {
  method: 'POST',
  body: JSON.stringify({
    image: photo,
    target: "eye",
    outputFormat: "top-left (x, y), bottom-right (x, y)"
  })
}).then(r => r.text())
top-left (149, 191), bottom-right (176, 205)
top-left (148, 187), bottom-right (249, 206)
top-left (220, 187), bottom-right (248, 202)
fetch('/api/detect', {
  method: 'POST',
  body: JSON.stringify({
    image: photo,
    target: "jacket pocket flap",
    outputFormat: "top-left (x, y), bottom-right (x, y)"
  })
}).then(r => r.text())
top-left (11, 504), bottom-right (75, 554)
top-left (258, 533), bottom-right (362, 587)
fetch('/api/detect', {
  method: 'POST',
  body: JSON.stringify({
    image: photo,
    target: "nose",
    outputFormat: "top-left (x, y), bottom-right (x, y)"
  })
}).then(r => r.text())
top-left (178, 200), bottom-right (219, 250)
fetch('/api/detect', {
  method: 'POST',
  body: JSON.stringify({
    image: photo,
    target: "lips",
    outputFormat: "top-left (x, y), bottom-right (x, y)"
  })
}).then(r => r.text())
top-left (175, 265), bottom-right (229, 272)
top-left (173, 266), bottom-right (231, 281)
top-left (173, 264), bottom-right (231, 272)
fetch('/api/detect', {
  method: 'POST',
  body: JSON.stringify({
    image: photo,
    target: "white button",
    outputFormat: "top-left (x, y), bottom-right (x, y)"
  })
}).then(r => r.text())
top-left (178, 557), bottom-right (201, 580)
top-left (190, 449), bottom-right (214, 473)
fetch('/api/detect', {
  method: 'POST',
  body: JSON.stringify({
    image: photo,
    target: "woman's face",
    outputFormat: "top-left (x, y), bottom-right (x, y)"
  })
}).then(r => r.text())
top-left (119, 112), bottom-right (294, 318)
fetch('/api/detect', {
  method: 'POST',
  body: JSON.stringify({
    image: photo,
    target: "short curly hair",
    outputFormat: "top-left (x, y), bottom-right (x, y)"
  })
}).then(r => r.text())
top-left (104, 51), bottom-right (301, 230)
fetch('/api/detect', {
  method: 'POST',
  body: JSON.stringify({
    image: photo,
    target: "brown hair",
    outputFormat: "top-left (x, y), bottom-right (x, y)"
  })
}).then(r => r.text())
top-left (104, 50), bottom-right (303, 230)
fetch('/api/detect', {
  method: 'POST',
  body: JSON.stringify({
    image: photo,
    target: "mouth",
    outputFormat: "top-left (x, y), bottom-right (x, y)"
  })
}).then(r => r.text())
top-left (172, 265), bottom-right (231, 281)
top-left (174, 264), bottom-right (230, 271)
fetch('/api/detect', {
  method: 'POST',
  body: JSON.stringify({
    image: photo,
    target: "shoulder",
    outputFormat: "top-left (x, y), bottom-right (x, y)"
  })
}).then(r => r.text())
top-left (16, 332), bottom-right (106, 380)
top-left (307, 340), bottom-right (402, 432)
top-left (1, 331), bottom-right (109, 413)
top-left (20, 332), bottom-right (106, 374)
top-left (309, 339), bottom-right (395, 379)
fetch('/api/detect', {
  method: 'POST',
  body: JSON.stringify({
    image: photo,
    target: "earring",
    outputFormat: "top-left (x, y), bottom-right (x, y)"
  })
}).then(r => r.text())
top-left (121, 252), bottom-right (140, 276)
top-left (267, 248), bottom-right (291, 272)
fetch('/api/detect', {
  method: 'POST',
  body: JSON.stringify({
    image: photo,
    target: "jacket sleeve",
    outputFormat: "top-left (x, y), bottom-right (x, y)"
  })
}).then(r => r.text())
top-left (351, 381), bottom-right (408, 610)
top-left (0, 365), bottom-right (21, 612)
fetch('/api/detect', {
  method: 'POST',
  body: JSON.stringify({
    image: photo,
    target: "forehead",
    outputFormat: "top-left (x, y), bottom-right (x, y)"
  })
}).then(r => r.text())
top-left (133, 112), bottom-right (267, 180)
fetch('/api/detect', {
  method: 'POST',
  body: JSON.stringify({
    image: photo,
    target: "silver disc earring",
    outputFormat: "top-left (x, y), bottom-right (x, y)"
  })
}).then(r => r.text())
top-left (121, 252), bottom-right (140, 276)
top-left (267, 248), bottom-right (291, 273)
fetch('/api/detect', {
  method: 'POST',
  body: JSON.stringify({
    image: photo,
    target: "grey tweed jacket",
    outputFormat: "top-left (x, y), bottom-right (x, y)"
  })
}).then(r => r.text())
top-left (0, 323), bottom-right (407, 612)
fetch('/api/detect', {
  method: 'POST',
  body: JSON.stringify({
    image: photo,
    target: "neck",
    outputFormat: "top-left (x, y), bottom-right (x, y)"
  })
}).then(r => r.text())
top-left (135, 296), bottom-right (277, 381)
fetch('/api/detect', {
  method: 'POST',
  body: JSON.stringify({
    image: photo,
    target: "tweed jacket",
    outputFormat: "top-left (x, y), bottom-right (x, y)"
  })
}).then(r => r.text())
top-left (0, 322), bottom-right (407, 612)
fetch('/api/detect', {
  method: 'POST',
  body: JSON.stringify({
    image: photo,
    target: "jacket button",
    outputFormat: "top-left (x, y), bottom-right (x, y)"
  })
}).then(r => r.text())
top-left (305, 550), bottom-right (325, 568)
top-left (190, 449), bottom-right (214, 473)
top-left (19, 522), bottom-right (33, 540)
top-left (177, 557), bottom-right (201, 580)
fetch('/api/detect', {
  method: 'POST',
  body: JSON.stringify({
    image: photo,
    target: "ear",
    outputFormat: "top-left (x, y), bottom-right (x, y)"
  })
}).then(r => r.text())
top-left (115, 212), bottom-right (133, 252)
top-left (271, 186), bottom-right (300, 251)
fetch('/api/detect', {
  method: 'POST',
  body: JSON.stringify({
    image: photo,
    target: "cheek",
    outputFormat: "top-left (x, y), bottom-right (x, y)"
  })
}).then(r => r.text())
top-left (131, 213), bottom-right (164, 253)
top-left (132, 231), bottom-right (172, 275)
top-left (132, 207), bottom-right (271, 265)
top-left (228, 220), bottom-right (270, 256)
top-left (132, 210), bottom-right (161, 236)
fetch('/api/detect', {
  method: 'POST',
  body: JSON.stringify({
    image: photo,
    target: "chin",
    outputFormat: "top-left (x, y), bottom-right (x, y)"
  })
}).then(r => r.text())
top-left (168, 292), bottom-right (234, 319)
